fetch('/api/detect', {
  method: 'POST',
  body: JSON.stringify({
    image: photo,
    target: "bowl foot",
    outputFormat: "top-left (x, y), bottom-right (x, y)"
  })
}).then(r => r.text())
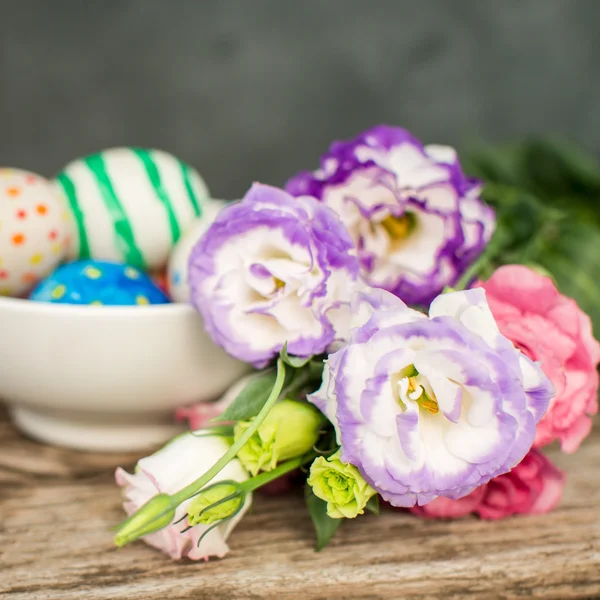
top-left (9, 406), bottom-right (186, 453)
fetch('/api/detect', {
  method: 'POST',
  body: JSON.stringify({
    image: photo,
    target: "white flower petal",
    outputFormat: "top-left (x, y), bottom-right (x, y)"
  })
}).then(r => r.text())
top-left (416, 365), bottom-right (463, 423)
top-left (385, 209), bottom-right (448, 274)
top-left (308, 355), bottom-right (342, 441)
top-left (430, 289), bottom-right (500, 348)
top-left (116, 432), bottom-right (251, 561)
top-left (417, 183), bottom-right (459, 213)
top-left (136, 434), bottom-right (243, 495)
top-left (424, 144), bottom-right (458, 165)
top-left (396, 401), bottom-right (421, 462)
top-left (267, 294), bottom-right (324, 336)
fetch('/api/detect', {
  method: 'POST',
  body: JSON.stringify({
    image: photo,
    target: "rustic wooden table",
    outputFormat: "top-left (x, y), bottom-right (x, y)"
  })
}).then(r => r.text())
top-left (1, 407), bottom-right (599, 600)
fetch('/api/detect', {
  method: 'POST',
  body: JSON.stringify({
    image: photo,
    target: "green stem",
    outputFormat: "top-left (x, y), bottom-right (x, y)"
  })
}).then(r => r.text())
top-left (240, 452), bottom-right (316, 493)
top-left (281, 364), bottom-right (313, 399)
top-left (171, 357), bottom-right (287, 505)
top-left (454, 218), bottom-right (517, 292)
top-left (114, 358), bottom-right (287, 545)
top-left (454, 252), bottom-right (491, 291)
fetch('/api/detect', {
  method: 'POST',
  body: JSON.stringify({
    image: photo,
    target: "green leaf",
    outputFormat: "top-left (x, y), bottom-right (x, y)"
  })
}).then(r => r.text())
top-left (307, 358), bottom-right (325, 382)
top-left (466, 137), bottom-right (600, 227)
top-left (313, 425), bottom-right (340, 457)
top-left (189, 426), bottom-right (234, 439)
top-left (479, 182), bottom-right (551, 256)
top-left (217, 369), bottom-right (279, 422)
top-left (280, 342), bottom-right (312, 369)
top-left (466, 136), bottom-right (600, 197)
top-left (464, 142), bottom-right (523, 187)
top-left (468, 181), bottom-right (557, 277)
top-left (365, 495), bottom-right (380, 515)
top-left (304, 484), bottom-right (342, 551)
top-left (530, 219), bottom-right (600, 337)
top-left (277, 357), bottom-right (325, 401)
top-left (466, 137), bottom-right (600, 337)
top-left (518, 137), bottom-right (600, 201)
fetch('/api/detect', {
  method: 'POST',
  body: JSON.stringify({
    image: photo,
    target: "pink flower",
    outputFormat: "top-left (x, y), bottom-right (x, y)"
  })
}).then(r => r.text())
top-left (476, 265), bottom-right (600, 453)
top-left (408, 488), bottom-right (486, 519)
top-left (115, 433), bottom-right (251, 561)
top-left (410, 449), bottom-right (566, 520)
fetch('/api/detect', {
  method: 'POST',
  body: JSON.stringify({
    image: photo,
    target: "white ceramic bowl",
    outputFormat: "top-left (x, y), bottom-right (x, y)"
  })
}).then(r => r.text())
top-left (0, 297), bottom-right (250, 452)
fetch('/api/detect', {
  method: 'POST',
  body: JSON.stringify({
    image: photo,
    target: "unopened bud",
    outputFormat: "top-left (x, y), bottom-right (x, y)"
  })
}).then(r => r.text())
top-left (187, 481), bottom-right (245, 526)
top-left (234, 399), bottom-right (323, 476)
top-left (114, 493), bottom-right (175, 547)
top-left (308, 451), bottom-right (376, 519)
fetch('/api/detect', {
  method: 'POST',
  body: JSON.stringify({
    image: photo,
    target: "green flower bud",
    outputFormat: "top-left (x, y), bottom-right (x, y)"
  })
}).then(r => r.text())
top-left (187, 482), bottom-right (245, 526)
top-left (114, 493), bottom-right (175, 547)
top-left (234, 399), bottom-right (323, 476)
top-left (308, 451), bottom-right (376, 519)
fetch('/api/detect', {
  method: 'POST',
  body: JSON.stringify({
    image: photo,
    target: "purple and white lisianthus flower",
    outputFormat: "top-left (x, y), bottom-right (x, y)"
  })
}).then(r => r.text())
top-left (309, 287), bottom-right (554, 507)
top-left (286, 125), bottom-right (495, 306)
top-left (189, 183), bottom-right (360, 368)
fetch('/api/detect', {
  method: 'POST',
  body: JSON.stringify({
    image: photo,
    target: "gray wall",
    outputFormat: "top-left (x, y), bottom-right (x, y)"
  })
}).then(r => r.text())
top-left (1, 0), bottom-right (599, 199)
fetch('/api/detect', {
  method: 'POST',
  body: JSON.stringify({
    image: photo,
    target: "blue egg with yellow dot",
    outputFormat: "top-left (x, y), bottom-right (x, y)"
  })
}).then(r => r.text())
top-left (29, 260), bottom-right (170, 306)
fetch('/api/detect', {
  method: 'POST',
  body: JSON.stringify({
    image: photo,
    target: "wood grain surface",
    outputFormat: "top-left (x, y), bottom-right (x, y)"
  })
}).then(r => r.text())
top-left (1, 406), bottom-right (599, 600)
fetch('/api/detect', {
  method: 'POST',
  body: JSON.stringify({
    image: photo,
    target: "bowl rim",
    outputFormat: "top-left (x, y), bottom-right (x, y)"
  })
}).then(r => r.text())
top-left (0, 295), bottom-right (196, 317)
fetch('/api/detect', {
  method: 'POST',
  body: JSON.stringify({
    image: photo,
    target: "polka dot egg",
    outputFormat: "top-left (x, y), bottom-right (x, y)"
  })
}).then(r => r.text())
top-left (0, 167), bottom-right (72, 297)
top-left (167, 200), bottom-right (226, 302)
top-left (53, 147), bottom-right (211, 272)
top-left (30, 260), bottom-right (170, 306)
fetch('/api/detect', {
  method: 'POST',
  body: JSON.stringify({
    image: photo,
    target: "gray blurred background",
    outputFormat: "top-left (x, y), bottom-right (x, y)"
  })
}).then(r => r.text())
top-left (1, 0), bottom-right (599, 199)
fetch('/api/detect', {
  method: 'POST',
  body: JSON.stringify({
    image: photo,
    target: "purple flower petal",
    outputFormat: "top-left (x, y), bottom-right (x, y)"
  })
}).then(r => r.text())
top-left (285, 125), bottom-right (495, 307)
top-left (188, 183), bottom-right (360, 367)
top-left (310, 288), bottom-right (553, 507)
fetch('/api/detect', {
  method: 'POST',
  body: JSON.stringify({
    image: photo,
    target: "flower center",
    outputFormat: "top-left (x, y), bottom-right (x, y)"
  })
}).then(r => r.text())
top-left (324, 471), bottom-right (353, 503)
top-left (411, 380), bottom-right (439, 414)
top-left (273, 277), bottom-right (285, 290)
top-left (395, 365), bottom-right (439, 414)
top-left (380, 212), bottom-right (416, 241)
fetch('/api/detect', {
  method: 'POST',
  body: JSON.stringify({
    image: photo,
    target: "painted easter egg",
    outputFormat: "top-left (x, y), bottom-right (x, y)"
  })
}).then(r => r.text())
top-left (0, 167), bottom-right (72, 297)
top-left (53, 147), bottom-right (211, 271)
top-left (29, 260), bottom-right (170, 306)
top-left (167, 200), bottom-right (226, 303)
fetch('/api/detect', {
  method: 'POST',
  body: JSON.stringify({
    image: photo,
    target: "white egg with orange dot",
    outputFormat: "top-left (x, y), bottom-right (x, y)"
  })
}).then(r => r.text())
top-left (52, 147), bottom-right (211, 272)
top-left (0, 167), bottom-right (72, 297)
top-left (167, 200), bottom-right (227, 302)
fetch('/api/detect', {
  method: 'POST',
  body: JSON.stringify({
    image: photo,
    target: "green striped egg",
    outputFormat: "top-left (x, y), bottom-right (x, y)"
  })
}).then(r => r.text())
top-left (53, 147), bottom-right (210, 271)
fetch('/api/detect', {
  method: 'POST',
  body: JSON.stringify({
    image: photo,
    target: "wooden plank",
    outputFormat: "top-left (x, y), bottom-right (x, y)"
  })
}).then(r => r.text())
top-left (0, 407), bottom-right (599, 600)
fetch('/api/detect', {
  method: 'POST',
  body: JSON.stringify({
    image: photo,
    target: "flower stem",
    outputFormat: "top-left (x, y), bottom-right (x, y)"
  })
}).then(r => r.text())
top-left (240, 452), bottom-right (317, 493)
top-left (171, 357), bottom-right (287, 506)
top-left (114, 357), bottom-right (287, 545)
top-left (454, 252), bottom-right (490, 291)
